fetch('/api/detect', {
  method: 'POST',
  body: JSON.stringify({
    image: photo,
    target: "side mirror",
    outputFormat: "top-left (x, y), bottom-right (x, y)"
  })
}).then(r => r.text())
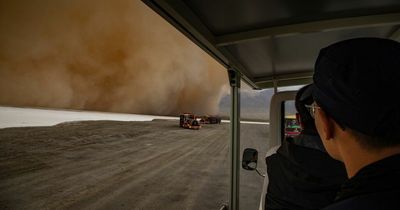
top-left (242, 148), bottom-right (265, 177)
top-left (242, 148), bottom-right (258, 170)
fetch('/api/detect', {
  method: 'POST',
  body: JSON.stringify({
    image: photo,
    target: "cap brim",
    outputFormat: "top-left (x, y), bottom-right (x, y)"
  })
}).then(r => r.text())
top-left (299, 84), bottom-right (314, 102)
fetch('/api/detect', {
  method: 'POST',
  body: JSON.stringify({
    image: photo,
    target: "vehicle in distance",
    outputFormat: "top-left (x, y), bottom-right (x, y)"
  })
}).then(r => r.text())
top-left (179, 113), bottom-right (201, 130)
top-left (200, 115), bottom-right (221, 124)
top-left (284, 115), bottom-right (301, 138)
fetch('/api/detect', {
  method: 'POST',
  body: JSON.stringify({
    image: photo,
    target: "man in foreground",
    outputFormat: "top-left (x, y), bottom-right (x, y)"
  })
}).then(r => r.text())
top-left (310, 38), bottom-right (400, 209)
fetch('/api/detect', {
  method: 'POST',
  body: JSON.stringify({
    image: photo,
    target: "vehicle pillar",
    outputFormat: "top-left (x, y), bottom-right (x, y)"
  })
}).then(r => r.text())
top-left (228, 69), bottom-right (241, 210)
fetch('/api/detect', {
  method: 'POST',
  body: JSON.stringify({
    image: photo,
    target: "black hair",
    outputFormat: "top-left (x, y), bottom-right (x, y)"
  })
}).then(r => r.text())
top-left (295, 84), bottom-right (317, 135)
top-left (349, 128), bottom-right (400, 150)
top-left (314, 98), bottom-right (400, 150)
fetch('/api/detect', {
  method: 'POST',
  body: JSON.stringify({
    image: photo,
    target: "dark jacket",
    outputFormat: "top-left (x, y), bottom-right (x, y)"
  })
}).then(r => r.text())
top-left (322, 154), bottom-right (400, 210)
top-left (265, 134), bottom-right (347, 210)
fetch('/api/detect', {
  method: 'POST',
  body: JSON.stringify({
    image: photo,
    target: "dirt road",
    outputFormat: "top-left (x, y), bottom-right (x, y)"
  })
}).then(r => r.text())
top-left (0, 120), bottom-right (268, 210)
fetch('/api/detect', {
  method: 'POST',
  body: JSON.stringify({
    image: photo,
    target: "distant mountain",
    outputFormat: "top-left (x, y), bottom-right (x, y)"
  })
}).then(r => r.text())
top-left (219, 86), bottom-right (300, 121)
top-left (218, 89), bottom-right (274, 121)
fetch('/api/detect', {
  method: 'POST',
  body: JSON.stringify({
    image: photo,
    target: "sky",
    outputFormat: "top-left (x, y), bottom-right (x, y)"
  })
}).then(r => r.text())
top-left (0, 0), bottom-right (229, 116)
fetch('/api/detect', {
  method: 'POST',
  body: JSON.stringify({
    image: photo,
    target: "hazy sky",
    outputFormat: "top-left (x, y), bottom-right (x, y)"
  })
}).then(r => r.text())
top-left (0, 0), bottom-right (229, 116)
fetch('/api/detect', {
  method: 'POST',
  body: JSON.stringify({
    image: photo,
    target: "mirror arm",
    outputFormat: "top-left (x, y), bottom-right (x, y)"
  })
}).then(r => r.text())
top-left (219, 203), bottom-right (228, 210)
top-left (255, 168), bottom-right (265, 177)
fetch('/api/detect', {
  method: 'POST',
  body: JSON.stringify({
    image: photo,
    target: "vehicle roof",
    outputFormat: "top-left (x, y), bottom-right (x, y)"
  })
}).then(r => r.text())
top-left (142, 0), bottom-right (400, 89)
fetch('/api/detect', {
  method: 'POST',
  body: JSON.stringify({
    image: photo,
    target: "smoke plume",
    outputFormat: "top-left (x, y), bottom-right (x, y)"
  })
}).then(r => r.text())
top-left (0, 0), bottom-right (228, 116)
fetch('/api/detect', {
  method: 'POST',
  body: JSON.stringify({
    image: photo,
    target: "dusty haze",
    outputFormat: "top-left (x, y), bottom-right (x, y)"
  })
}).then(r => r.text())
top-left (0, 0), bottom-right (228, 116)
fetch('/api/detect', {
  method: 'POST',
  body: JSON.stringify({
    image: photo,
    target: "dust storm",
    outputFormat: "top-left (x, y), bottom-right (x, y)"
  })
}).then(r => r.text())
top-left (0, 0), bottom-right (228, 116)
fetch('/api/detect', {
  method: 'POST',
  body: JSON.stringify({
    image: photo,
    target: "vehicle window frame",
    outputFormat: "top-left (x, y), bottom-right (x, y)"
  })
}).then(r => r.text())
top-left (259, 90), bottom-right (297, 210)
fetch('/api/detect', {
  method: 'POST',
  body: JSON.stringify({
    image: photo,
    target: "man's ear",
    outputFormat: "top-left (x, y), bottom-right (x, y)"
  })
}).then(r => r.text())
top-left (316, 108), bottom-right (335, 140)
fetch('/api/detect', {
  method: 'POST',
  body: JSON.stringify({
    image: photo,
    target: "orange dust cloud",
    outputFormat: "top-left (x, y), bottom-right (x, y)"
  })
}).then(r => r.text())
top-left (0, 0), bottom-right (228, 116)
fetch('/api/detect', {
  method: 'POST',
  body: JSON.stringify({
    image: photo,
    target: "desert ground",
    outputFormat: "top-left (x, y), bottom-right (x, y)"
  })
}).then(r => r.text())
top-left (0, 119), bottom-right (268, 210)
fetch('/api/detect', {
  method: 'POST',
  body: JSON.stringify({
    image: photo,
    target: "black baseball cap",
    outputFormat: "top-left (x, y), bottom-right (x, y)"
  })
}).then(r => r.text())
top-left (312, 38), bottom-right (400, 137)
